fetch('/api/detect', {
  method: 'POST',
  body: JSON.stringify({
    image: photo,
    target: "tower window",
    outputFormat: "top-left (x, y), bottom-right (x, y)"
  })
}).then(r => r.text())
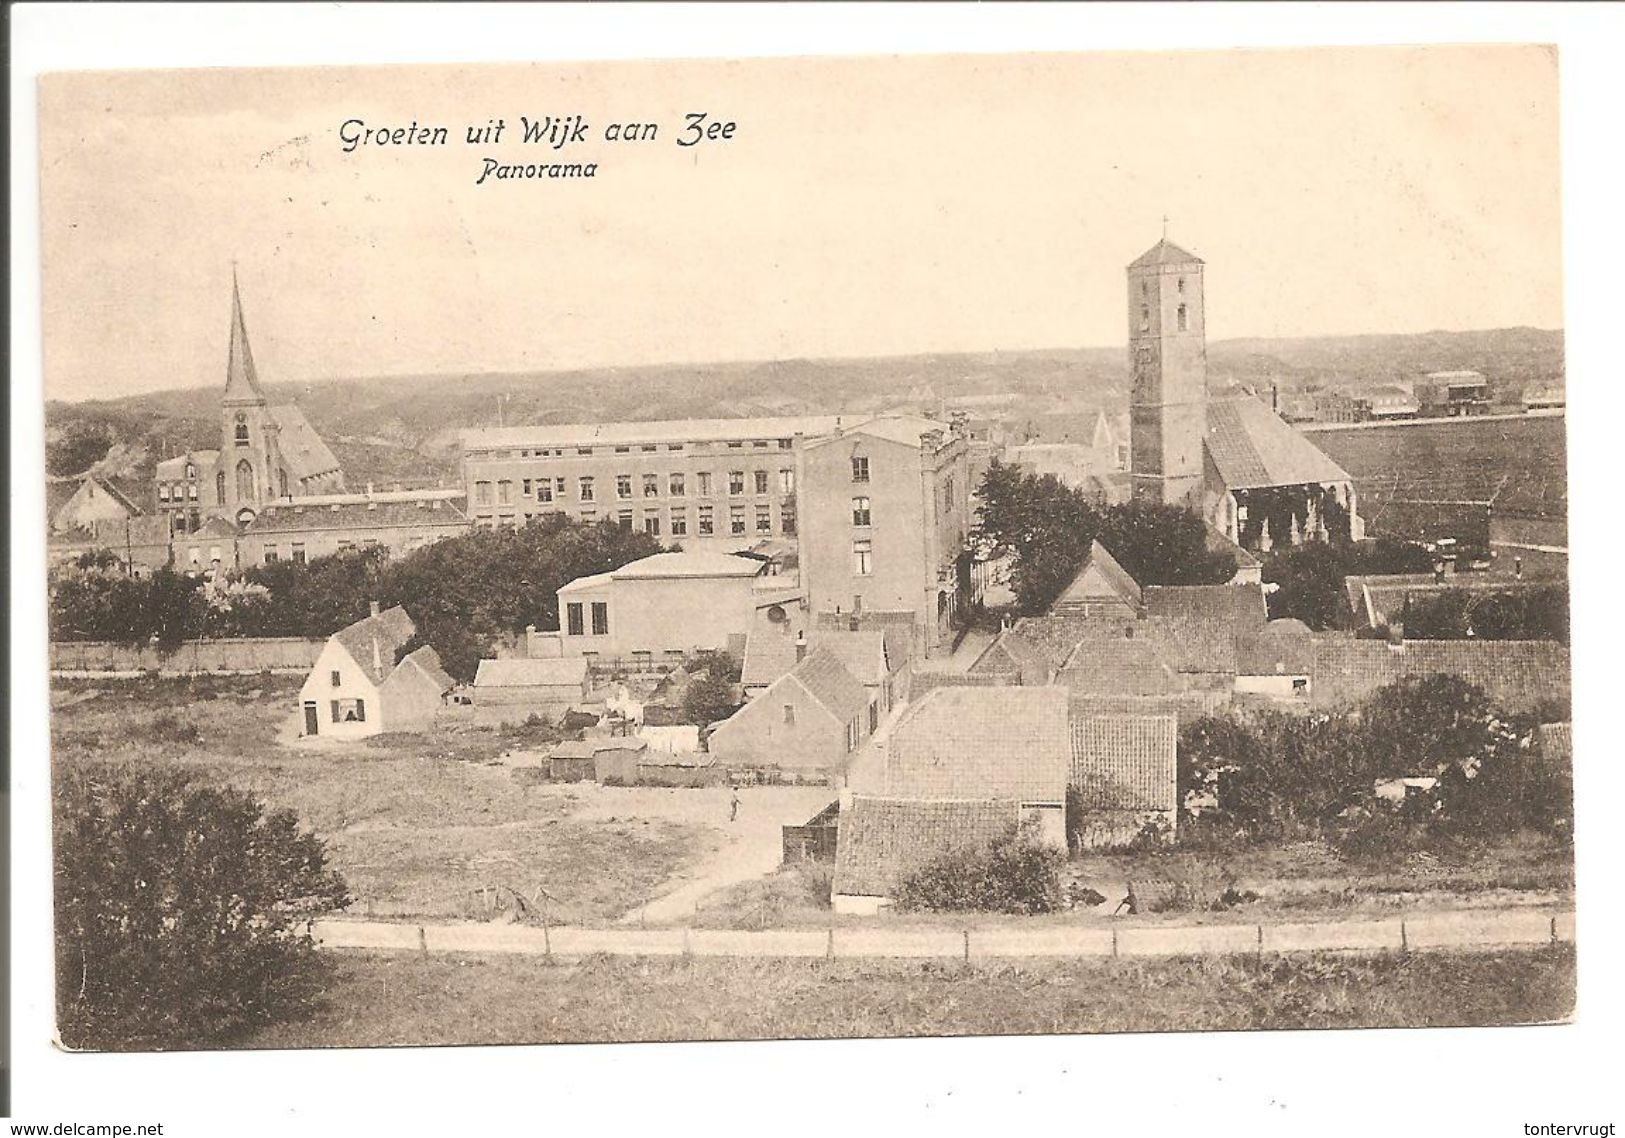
top-left (1177, 277), bottom-right (1186, 294)
top-left (1177, 304), bottom-right (1189, 332)
top-left (235, 423), bottom-right (249, 446)
top-left (1140, 306), bottom-right (1151, 333)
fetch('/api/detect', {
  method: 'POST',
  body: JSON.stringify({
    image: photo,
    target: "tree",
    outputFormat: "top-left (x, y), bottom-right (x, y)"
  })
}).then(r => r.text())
top-left (973, 460), bottom-right (1234, 615)
top-left (1263, 537), bottom-right (1437, 629)
top-left (683, 654), bottom-right (741, 727)
top-left (894, 820), bottom-right (1064, 914)
top-left (55, 765), bottom-right (350, 1050)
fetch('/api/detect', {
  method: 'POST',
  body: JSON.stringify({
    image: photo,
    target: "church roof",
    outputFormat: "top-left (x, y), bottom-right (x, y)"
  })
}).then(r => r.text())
top-left (1129, 238), bottom-right (1203, 269)
top-left (269, 404), bottom-right (343, 482)
top-left (223, 270), bottom-right (267, 406)
top-left (1204, 396), bottom-right (1352, 491)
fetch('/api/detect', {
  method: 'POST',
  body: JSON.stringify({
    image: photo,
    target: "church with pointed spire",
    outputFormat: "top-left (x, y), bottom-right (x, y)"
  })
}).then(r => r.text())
top-left (154, 273), bottom-right (345, 536)
top-left (1126, 235), bottom-right (1362, 552)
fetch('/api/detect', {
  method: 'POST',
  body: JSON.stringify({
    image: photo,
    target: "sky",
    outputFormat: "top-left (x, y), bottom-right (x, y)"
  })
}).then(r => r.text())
top-left (38, 44), bottom-right (1563, 402)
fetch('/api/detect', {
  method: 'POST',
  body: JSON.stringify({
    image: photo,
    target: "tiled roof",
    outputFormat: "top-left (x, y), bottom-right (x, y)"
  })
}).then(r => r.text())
top-left (269, 404), bottom-right (343, 482)
top-left (461, 415), bottom-right (843, 451)
top-left (742, 630), bottom-right (890, 689)
top-left (833, 796), bottom-right (1021, 898)
top-left (1055, 634), bottom-right (1178, 697)
top-left (557, 571), bottom-right (615, 595)
top-left (883, 686), bottom-right (1070, 803)
top-left (1008, 616), bottom-right (1111, 670)
top-left (474, 657), bottom-right (589, 688)
top-left (1053, 540), bottom-right (1142, 612)
top-left (968, 627), bottom-right (1057, 681)
top-left (613, 550), bottom-right (766, 581)
top-left (1069, 691), bottom-right (1226, 725)
top-left (1144, 583), bottom-right (1267, 673)
top-left (400, 645), bottom-right (457, 692)
top-left (1536, 722), bottom-right (1572, 772)
top-left (1069, 714), bottom-right (1178, 811)
top-left (1310, 638), bottom-right (1570, 713)
top-left (1205, 521), bottom-right (1262, 573)
top-left (1235, 619), bottom-right (1315, 675)
top-left (787, 648), bottom-right (871, 724)
top-left (882, 625), bottom-right (914, 673)
top-left (332, 605), bottom-right (416, 686)
top-left (245, 496), bottom-right (468, 535)
top-left (1204, 397), bottom-right (1352, 491)
top-left (1128, 238), bottom-right (1203, 268)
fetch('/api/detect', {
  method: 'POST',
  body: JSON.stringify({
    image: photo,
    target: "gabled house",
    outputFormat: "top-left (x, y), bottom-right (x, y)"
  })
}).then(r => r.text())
top-left (740, 627), bottom-right (910, 713)
top-left (1050, 540), bottom-right (1141, 618)
top-left (707, 646), bottom-right (873, 773)
top-left (472, 657), bottom-right (592, 720)
top-left (296, 604), bottom-right (453, 739)
top-left (50, 474), bottom-right (144, 534)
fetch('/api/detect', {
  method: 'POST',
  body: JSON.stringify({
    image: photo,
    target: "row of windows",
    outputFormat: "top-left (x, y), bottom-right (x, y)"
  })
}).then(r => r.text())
top-left (565, 601), bottom-right (611, 637)
top-left (474, 469), bottom-right (796, 507)
top-left (475, 502), bottom-right (798, 538)
top-left (1138, 302), bottom-right (1191, 333)
top-left (158, 483), bottom-right (201, 502)
top-left (478, 438), bottom-right (797, 461)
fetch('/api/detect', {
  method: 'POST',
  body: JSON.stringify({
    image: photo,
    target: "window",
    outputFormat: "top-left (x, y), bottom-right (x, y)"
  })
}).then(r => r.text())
top-left (698, 505), bottom-right (715, 535)
top-left (278, 470), bottom-right (289, 498)
top-left (851, 456), bottom-right (870, 483)
top-left (158, 484), bottom-right (170, 502)
top-left (1177, 276), bottom-right (1186, 294)
top-left (669, 473), bottom-right (685, 497)
top-left (614, 446), bottom-right (630, 454)
top-left (292, 543), bottom-right (306, 565)
top-left (556, 477), bottom-right (567, 498)
top-left (567, 602), bottom-right (585, 636)
top-left (643, 473), bottom-right (660, 498)
top-left (670, 509), bottom-right (687, 536)
top-left (578, 477), bottom-right (595, 502)
top-left (187, 483), bottom-right (199, 501)
top-left (474, 481), bottom-right (493, 506)
top-left (852, 539), bottom-right (873, 576)
top-left (781, 508), bottom-right (797, 536)
top-left (577, 447), bottom-right (593, 456)
top-left (644, 513), bottom-right (661, 537)
top-left (727, 441), bottom-right (744, 449)
top-left (537, 480), bottom-right (553, 503)
top-left (616, 474), bottom-right (632, 499)
top-left (1139, 305), bottom-right (1151, 332)
top-left (264, 545), bottom-right (279, 563)
top-left (756, 504), bottom-right (772, 533)
top-left (185, 462), bottom-right (197, 480)
top-left (668, 443), bottom-right (685, 452)
top-left (782, 704), bottom-right (796, 727)
top-left (869, 701), bottom-right (879, 733)
top-left (778, 439), bottom-right (793, 449)
top-left (330, 698), bottom-right (366, 724)
top-left (1177, 304), bottom-right (1188, 332)
top-left (499, 513), bottom-right (516, 529)
top-left (591, 602), bottom-right (609, 636)
top-left (580, 508), bottom-right (597, 523)
top-left (754, 470), bottom-right (769, 494)
top-left (236, 458), bottom-right (255, 501)
top-left (943, 477), bottom-right (954, 508)
top-left (522, 479), bottom-right (532, 496)
top-left (779, 469), bottom-right (795, 494)
top-left (729, 505), bottom-right (746, 535)
top-left (497, 480), bottom-right (514, 505)
top-left (753, 440), bottom-right (769, 449)
top-left (330, 670), bottom-right (342, 687)
top-left (617, 509), bottom-right (634, 530)
top-left (216, 472), bottom-right (226, 503)
top-left (338, 540), bottom-right (354, 553)
top-left (234, 419), bottom-right (249, 447)
top-left (852, 496), bottom-right (872, 526)
top-left (846, 721), bottom-right (858, 752)
top-left (641, 445), bottom-right (658, 453)
top-left (728, 471), bottom-right (745, 496)
top-left (696, 472), bottom-right (713, 496)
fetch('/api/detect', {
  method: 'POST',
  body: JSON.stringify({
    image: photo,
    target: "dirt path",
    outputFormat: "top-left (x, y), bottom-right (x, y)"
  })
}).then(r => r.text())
top-left (313, 906), bottom-right (1575, 959)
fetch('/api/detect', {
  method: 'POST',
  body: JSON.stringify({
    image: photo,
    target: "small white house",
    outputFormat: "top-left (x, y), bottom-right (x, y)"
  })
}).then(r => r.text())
top-left (297, 604), bottom-right (455, 739)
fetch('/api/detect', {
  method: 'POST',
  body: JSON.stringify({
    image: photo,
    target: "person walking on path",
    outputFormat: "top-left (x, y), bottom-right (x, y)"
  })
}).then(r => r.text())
top-left (729, 787), bottom-right (741, 823)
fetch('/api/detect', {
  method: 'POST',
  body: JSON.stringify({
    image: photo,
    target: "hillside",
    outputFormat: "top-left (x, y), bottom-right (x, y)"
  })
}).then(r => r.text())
top-left (44, 328), bottom-right (1564, 499)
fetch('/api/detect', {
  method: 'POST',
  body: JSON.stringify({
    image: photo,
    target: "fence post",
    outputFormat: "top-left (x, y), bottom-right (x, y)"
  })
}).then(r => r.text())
top-left (826, 927), bottom-right (835, 960)
top-left (1550, 915), bottom-right (1559, 945)
top-left (1256, 924), bottom-right (1264, 968)
top-left (963, 929), bottom-right (971, 964)
top-left (418, 926), bottom-right (429, 958)
top-left (1111, 926), bottom-right (1119, 959)
top-left (1400, 919), bottom-right (1409, 955)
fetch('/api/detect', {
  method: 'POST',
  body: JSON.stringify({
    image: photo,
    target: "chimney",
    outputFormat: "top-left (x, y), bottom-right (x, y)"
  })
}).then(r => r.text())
top-left (794, 631), bottom-right (808, 663)
top-left (372, 638), bottom-right (382, 674)
top-left (1272, 384), bottom-right (1279, 413)
top-left (1386, 621), bottom-right (1406, 648)
top-left (369, 600), bottom-right (381, 618)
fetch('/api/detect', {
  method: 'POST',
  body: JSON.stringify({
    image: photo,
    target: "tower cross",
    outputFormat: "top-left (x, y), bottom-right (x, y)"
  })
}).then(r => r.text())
top-left (1161, 214), bottom-right (1169, 240)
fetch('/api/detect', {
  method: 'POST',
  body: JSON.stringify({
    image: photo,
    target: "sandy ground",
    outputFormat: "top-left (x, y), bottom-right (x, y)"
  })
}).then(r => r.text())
top-left (524, 783), bottom-right (836, 923)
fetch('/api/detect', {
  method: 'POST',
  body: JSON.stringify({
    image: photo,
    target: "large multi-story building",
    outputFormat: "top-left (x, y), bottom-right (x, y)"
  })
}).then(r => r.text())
top-left (457, 416), bottom-right (845, 548)
top-left (796, 416), bottom-right (975, 657)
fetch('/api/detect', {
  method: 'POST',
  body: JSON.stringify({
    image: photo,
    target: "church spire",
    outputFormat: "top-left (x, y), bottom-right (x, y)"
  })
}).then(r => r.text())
top-left (223, 266), bottom-right (267, 406)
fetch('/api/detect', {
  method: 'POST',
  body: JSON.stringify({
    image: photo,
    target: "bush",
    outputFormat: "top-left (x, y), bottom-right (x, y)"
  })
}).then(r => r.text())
top-left (894, 821), bottom-right (1064, 915)
top-left (54, 765), bottom-right (350, 1050)
top-left (144, 712), bottom-right (202, 745)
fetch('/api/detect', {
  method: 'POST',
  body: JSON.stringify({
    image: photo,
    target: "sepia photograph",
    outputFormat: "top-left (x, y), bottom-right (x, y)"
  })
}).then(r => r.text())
top-left (32, 41), bottom-right (1578, 1052)
top-left (14, 8), bottom-right (1624, 1131)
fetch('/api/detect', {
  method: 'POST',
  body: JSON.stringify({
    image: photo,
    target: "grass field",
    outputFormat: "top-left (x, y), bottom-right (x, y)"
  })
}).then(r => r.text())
top-left (1305, 414), bottom-right (1567, 521)
top-left (50, 675), bottom-right (714, 924)
top-left (243, 944), bottom-right (1574, 1047)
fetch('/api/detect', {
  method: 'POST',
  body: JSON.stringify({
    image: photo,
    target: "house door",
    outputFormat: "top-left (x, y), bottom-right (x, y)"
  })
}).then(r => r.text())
top-left (303, 701), bottom-right (319, 736)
